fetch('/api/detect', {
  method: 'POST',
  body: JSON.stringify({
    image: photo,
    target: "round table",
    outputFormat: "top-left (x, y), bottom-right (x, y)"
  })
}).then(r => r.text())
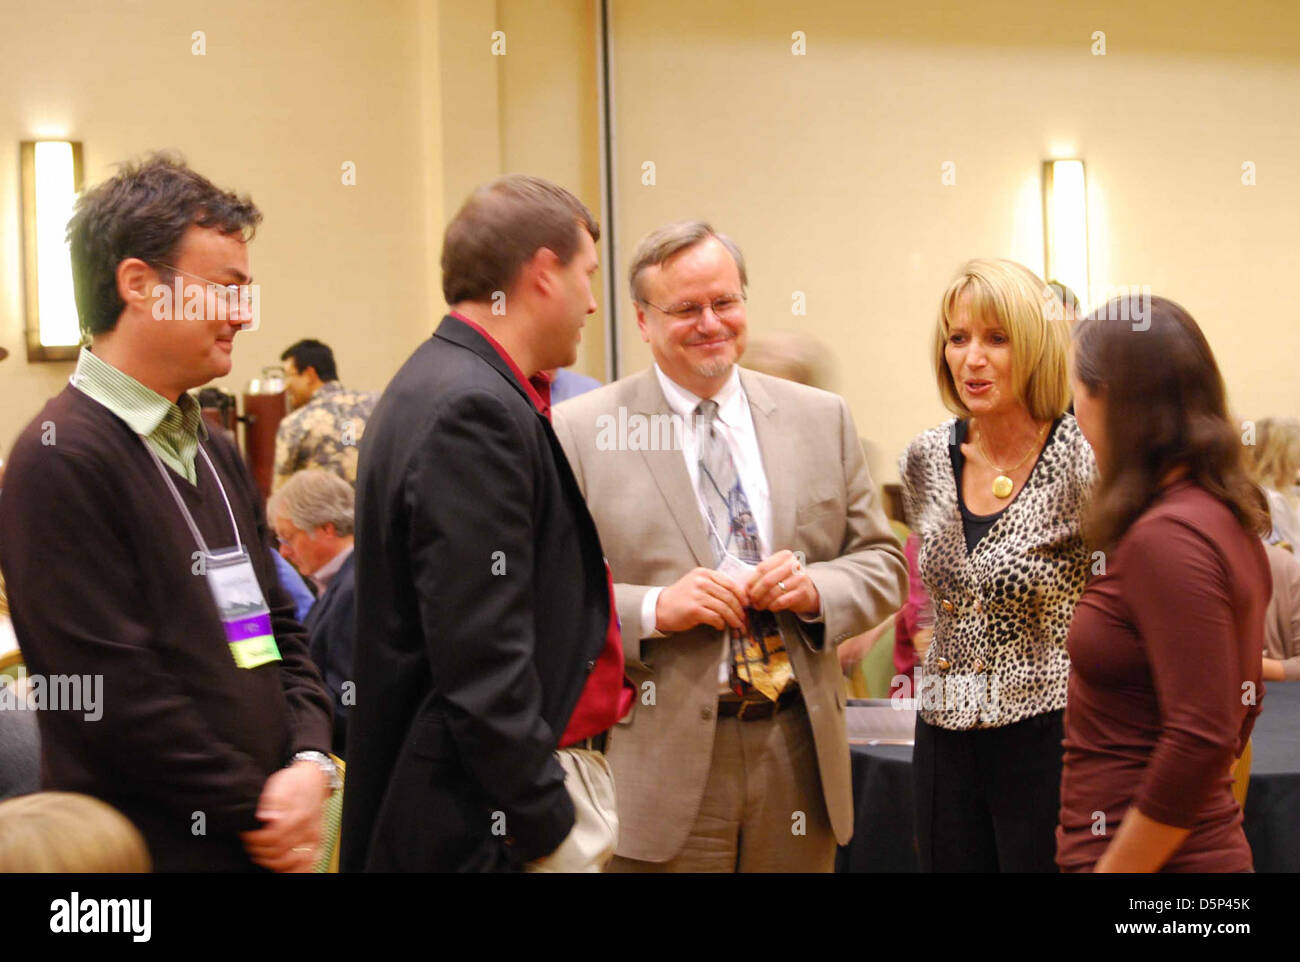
top-left (836, 682), bottom-right (1300, 873)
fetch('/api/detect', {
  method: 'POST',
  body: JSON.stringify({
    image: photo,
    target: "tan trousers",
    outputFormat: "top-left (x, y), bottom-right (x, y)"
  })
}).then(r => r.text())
top-left (608, 700), bottom-right (836, 872)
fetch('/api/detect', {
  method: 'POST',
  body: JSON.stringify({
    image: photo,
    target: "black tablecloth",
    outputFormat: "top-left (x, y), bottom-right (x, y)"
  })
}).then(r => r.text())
top-left (836, 682), bottom-right (1300, 873)
top-left (1241, 681), bottom-right (1300, 872)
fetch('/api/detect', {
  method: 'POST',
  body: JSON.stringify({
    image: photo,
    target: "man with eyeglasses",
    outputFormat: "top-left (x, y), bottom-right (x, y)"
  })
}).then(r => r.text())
top-left (553, 220), bottom-right (907, 871)
top-left (269, 470), bottom-right (358, 758)
top-left (0, 153), bottom-right (336, 872)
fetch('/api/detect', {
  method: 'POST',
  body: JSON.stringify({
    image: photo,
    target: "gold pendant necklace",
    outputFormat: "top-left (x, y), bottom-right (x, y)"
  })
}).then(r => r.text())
top-left (973, 421), bottom-right (1048, 499)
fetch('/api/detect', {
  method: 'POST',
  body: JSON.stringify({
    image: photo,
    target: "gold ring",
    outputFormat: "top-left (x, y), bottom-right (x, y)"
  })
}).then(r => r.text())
top-left (293, 846), bottom-right (312, 853)
top-left (778, 580), bottom-right (787, 593)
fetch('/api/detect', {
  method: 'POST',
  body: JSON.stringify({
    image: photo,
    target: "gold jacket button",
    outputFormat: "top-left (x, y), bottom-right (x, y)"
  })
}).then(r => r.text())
top-left (700, 705), bottom-right (714, 721)
top-left (941, 599), bottom-right (955, 614)
top-left (936, 657), bottom-right (951, 671)
top-left (974, 600), bottom-right (984, 614)
top-left (973, 658), bottom-right (986, 673)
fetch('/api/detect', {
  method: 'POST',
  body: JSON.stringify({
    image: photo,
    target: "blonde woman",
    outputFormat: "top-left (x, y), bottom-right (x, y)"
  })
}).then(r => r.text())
top-left (0, 792), bottom-right (151, 872)
top-left (900, 259), bottom-right (1095, 871)
top-left (1243, 417), bottom-right (1300, 550)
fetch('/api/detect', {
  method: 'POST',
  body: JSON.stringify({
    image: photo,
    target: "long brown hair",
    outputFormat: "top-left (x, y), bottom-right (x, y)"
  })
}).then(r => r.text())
top-left (1072, 295), bottom-right (1268, 551)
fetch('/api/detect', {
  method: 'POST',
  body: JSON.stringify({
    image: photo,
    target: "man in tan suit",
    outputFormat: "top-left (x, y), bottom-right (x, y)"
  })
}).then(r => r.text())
top-left (553, 222), bottom-right (907, 871)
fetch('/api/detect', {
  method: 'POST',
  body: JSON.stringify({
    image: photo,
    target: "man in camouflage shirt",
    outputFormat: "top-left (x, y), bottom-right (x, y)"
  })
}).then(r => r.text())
top-left (273, 339), bottom-right (378, 492)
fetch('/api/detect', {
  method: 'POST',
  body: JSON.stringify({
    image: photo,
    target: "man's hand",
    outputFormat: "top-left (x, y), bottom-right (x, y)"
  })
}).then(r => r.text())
top-left (747, 550), bottom-right (820, 616)
top-left (655, 567), bottom-right (748, 633)
top-left (1263, 656), bottom-right (1286, 682)
top-left (240, 760), bottom-right (331, 873)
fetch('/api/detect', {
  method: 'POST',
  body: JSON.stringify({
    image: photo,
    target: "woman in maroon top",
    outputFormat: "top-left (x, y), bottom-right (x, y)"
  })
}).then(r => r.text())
top-left (1058, 296), bottom-right (1272, 872)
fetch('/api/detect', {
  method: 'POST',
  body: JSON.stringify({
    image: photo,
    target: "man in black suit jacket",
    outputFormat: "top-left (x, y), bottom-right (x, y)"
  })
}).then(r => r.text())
top-left (341, 176), bottom-right (618, 872)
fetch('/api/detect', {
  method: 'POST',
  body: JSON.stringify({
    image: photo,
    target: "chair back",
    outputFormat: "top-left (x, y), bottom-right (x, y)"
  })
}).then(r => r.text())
top-left (1230, 739), bottom-right (1252, 809)
top-left (314, 754), bottom-right (346, 873)
top-left (888, 519), bottom-right (910, 547)
top-left (858, 621), bottom-right (898, 699)
top-left (0, 648), bottom-right (24, 677)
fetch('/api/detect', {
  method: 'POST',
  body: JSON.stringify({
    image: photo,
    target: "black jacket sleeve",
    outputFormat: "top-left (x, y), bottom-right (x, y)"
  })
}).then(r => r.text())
top-left (405, 389), bottom-right (573, 860)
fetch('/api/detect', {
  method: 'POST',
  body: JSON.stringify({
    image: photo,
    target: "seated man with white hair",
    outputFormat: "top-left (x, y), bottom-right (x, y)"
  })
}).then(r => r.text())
top-left (268, 470), bottom-right (357, 757)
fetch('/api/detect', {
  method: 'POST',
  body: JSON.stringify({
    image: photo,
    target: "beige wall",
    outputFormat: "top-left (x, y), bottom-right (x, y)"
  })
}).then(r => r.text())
top-left (0, 0), bottom-right (606, 459)
top-left (438, 0), bottom-right (503, 217)
top-left (437, 0), bottom-right (608, 378)
top-left (499, 0), bottom-right (607, 378)
top-left (608, 0), bottom-right (1300, 481)
top-left (5, 0), bottom-right (1297, 480)
top-left (0, 0), bottom-right (439, 454)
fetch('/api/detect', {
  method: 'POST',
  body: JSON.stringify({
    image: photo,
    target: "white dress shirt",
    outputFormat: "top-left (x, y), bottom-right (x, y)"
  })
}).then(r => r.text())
top-left (309, 542), bottom-right (354, 595)
top-left (640, 366), bottom-right (778, 688)
top-left (657, 364), bottom-right (772, 553)
top-left (635, 365), bottom-right (825, 692)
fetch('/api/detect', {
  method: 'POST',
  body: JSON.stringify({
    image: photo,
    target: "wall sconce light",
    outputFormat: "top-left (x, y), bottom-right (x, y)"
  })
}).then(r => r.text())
top-left (21, 140), bottom-right (84, 362)
top-left (1042, 159), bottom-right (1089, 315)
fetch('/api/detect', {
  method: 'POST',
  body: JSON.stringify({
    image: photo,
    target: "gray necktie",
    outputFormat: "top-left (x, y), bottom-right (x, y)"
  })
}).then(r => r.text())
top-left (695, 400), bottom-right (793, 699)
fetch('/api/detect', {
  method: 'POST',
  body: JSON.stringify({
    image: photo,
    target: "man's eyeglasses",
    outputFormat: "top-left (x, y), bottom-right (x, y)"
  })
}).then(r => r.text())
top-left (154, 263), bottom-right (260, 332)
top-left (275, 528), bottom-right (308, 551)
top-left (641, 293), bottom-right (746, 322)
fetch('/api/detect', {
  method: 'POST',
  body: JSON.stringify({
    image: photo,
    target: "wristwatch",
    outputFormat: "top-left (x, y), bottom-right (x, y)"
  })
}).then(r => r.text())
top-left (292, 750), bottom-right (342, 792)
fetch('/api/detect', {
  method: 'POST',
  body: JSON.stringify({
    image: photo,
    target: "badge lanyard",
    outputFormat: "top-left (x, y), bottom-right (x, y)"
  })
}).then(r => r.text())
top-left (144, 443), bottom-right (242, 560)
top-left (142, 442), bottom-right (282, 669)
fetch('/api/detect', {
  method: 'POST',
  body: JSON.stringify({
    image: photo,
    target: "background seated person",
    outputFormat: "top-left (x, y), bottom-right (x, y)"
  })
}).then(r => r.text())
top-left (1264, 541), bottom-right (1300, 681)
top-left (269, 470), bottom-right (356, 756)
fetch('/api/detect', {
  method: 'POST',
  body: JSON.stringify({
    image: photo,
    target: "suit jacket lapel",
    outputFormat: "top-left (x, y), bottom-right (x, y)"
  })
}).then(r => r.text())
top-left (630, 369), bottom-right (715, 567)
top-left (741, 370), bottom-right (796, 552)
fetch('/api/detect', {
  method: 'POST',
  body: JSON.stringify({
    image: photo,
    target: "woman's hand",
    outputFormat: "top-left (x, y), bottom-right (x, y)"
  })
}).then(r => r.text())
top-left (1093, 807), bottom-right (1191, 873)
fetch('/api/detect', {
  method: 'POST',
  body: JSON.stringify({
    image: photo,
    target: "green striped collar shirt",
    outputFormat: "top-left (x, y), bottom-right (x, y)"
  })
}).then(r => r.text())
top-left (70, 346), bottom-right (209, 484)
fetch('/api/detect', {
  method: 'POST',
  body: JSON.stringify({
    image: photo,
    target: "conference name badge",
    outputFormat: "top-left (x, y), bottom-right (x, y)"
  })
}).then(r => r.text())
top-left (203, 548), bottom-right (282, 669)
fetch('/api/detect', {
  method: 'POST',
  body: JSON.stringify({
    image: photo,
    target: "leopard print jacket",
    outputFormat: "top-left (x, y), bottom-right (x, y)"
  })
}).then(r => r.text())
top-left (899, 414), bottom-right (1096, 730)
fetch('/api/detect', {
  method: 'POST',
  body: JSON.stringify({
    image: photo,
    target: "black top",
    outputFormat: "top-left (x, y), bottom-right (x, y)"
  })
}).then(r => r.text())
top-left (341, 315), bottom-right (612, 872)
top-left (0, 387), bottom-right (333, 871)
top-left (949, 417), bottom-right (1064, 553)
